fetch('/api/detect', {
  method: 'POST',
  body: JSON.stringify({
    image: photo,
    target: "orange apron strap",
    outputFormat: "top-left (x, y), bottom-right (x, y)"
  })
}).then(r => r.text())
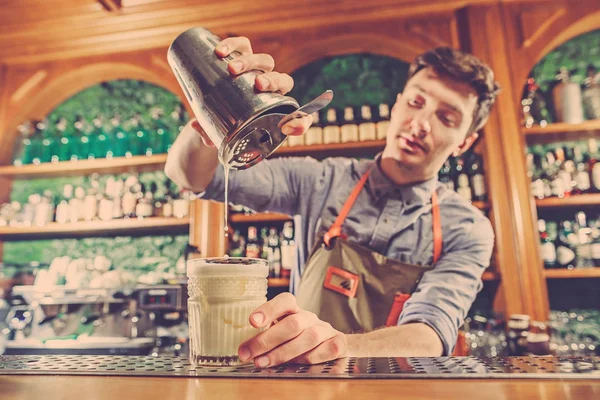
top-left (432, 191), bottom-right (443, 264)
top-left (385, 189), bottom-right (443, 327)
top-left (324, 169), bottom-right (371, 247)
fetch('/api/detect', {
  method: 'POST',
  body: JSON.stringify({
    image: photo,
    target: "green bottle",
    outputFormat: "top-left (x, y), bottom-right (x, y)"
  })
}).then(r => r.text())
top-left (169, 105), bottom-right (186, 146)
top-left (55, 117), bottom-right (73, 162)
top-left (91, 115), bottom-right (110, 159)
top-left (129, 113), bottom-right (151, 156)
top-left (110, 115), bottom-right (128, 158)
top-left (40, 118), bottom-right (56, 163)
top-left (12, 120), bottom-right (35, 166)
top-left (29, 120), bottom-right (46, 165)
top-left (69, 115), bottom-right (86, 161)
top-left (151, 107), bottom-right (171, 154)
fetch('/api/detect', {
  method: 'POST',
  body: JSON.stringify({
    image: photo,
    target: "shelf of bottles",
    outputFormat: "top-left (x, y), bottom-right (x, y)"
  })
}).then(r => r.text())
top-left (10, 106), bottom-right (185, 168)
top-left (0, 171), bottom-right (191, 241)
top-left (276, 103), bottom-right (490, 208)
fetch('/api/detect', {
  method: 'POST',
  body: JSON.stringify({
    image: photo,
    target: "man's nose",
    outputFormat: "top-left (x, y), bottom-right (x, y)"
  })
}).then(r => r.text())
top-left (409, 117), bottom-right (431, 138)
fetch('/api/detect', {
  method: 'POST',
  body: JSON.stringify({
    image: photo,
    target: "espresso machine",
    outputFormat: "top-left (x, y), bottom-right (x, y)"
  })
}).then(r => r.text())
top-left (2, 283), bottom-right (189, 356)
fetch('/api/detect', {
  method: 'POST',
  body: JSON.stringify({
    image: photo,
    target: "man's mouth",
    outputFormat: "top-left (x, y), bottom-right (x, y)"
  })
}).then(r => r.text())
top-left (398, 135), bottom-right (427, 154)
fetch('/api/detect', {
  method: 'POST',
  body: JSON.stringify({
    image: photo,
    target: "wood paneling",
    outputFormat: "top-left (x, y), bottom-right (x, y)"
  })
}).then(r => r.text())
top-left (459, 4), bottom-right (549, 321)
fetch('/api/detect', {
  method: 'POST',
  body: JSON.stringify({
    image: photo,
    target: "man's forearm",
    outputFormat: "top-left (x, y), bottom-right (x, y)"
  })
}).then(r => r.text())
top-left (345, 323), bottom-right (444, 357)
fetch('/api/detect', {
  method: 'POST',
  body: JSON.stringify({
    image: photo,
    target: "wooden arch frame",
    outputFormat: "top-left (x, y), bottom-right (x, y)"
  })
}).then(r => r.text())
top-left (515, 9), bottom-right (600, 101)
top-left (274, 33), bottom-right (420, 74)
top-left (2, 61), bottom-right (187, 164)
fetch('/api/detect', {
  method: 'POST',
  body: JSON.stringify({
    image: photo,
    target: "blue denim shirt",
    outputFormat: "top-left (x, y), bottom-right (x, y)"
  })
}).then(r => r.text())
top-left (199, 156), bottom-right (495, 355)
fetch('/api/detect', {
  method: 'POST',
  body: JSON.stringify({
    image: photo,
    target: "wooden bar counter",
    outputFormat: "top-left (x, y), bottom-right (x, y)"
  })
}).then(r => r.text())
top-left (1, 375), bottom-right (600, 400)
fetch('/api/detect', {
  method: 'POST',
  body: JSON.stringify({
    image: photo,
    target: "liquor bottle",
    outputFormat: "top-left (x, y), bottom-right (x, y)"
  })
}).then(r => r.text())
top-left (29, 120), bottom-right (45, 165)
top-left (546, 149), bottom-right (567, 198)
top-left (572, 145), bottom-right (591, 195)
top-left (581, 64), bottom-right (600, 120)
top-left (55, 184), bottom-right (72, 224)
top-left (588, 138), bottom-right (600, 192)
top-left (34, 191), bottom-right (54, 227)
top-left (468, 152), bottom-right (487, 202)
top-left (591, 219), bottom-right (600, 267)
top-left (70, 116), bottom-right (86, 161)
top-left (358, 105), bottom-right (377, 142)
top-left (92, 115), bottom-right (111, 159)
top-left (455, 158), bottom-right (472, 201)
top-left (267, 227), bottom-right (282, 278)
top-left (98, 177), bottom-right (115, 222)
top-left (529, 151), bottom-right (546, 199)
top-left (304, 111), bottom-right (323, 146)
top-left (574, 211), bottom-right (593, 268)
top-left (40, 118), bottom-right (56, 163)
top-left (131, 113), bottom-right (152, 157)
top-left (122, 175), bottom-right (139, 218)
top-left (69, 186), bottom-right (86, 223)
top-left (340, 106), bottom-right (359, 143)
top-left (322, 108), bottom-right (341, 144)
top-left (151, 107), bottom-right (172, 154)
top-left (280, 221), bottom-right (296, 279)
top-left (438, 159), bottom-right (454, 192)
top-left (376, 103), bottom-right (390, 140)
top-left (260, 227), bottom-right (269, 260)
top-left (135, 183), bottom-right (155, 218)
top-left (538, 219), bottom-right (557, 268)
top-left (172, 189), bottom-right (190, 218)
top-left (112, 178), bottom-right (125, 219)
top-left (162, 180), bottom-right (174, 218)
top-left (552, 67), bottom-right (584, 124)
top-left (12, 120), bottom-right (35, 166)
top-left (56, 117), bottom-right (72, 162)
top-left (110, 115), bottom-right (128, 158)
top-left (521, 78), bottom-right (552, 127)
top-left (83, 175), bottom-right (100, 221)
top-left (245, 226), bottom-right (261, 258)
top-left (228, 229), bottom-right (246, 257)
top-left (555, 220), bottom-right (577, 270)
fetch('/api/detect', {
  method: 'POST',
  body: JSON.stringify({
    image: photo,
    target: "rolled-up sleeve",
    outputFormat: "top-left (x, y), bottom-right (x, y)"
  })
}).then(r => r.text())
top-left (198, 156), bottom-right (324, 216)
top-left (397, 209), bottom-right (495, 355)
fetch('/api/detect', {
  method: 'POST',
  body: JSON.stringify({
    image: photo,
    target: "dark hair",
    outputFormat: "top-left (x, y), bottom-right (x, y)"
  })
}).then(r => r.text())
top-left (407, 47), bottom-right (501, 134)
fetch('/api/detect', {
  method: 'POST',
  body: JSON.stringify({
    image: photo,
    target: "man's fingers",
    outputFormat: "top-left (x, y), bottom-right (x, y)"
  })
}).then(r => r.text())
top-left (237, 311), bottom-right (319, 363)
top-left (252, 324), bottom-right (338, 368)
top-left (190, 120), bottom-right (215, 147)
top-left (215, 36), bottom-right (253, 56)
top-left (248, 292), bottom-right (299, 329)
top-left (227, 53), bottom-right (275, 75)
top-left (291, 334), bottom-right (349, 365)
top-left (281, 113), bottom-right (313, 136)
top-left (255, 72), bottom-right (294, 94)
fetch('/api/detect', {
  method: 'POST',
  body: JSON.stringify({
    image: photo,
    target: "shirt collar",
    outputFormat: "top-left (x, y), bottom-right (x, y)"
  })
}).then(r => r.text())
top-left (357, 154), bottom-right (439, 207)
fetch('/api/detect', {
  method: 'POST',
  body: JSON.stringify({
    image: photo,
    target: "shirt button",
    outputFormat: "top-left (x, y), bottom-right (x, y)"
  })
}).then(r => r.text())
top-left (383, 218), bottom-right (389, 223)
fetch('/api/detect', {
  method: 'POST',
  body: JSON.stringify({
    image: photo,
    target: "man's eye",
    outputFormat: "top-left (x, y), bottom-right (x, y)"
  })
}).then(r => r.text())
top-left (408, 99), bottom-right (421, 107)
top-left (439, 114), bottom-right (456, 125)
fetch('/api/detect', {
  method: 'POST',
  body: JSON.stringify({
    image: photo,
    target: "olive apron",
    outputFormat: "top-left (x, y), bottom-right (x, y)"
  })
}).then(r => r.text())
top-left (295, 169), bottom-right (442, 333)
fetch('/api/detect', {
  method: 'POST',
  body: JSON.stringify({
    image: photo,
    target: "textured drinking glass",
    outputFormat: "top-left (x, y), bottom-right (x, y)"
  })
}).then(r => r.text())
top-left (187, 257), bottom-right (269, 366)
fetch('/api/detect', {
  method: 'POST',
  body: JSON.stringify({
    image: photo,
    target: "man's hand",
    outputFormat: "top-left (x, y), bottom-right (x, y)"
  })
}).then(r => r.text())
top-left (238, 293), bottom-right (348, 367)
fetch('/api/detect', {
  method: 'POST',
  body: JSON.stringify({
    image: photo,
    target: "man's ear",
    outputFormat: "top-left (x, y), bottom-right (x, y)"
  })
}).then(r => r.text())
top-left (452, 132), bottom-right (479, 157)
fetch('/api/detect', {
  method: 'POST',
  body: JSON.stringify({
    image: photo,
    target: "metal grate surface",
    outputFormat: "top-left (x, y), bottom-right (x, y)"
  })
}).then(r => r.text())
top-left (0, 355), bottom-right (599, 380)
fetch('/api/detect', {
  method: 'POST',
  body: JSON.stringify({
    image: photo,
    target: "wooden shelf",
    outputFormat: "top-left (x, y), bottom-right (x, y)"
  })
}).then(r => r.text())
top-left (522, 120), bottom-right (600, 143)
top-left (274, 140), bottom-right (386, 159)
top-left (229, 212), bottom-right (293, 224)
top-left (544, 268), bottom-right (600, 279)
top-left (535, 193), bottom-right (600, 208)
top-left (267, 277), bottom-right (290, 288)
top-left (0, 154), bottom-right (168, 179)
top-left (0, 217), bottom-right (190, 241)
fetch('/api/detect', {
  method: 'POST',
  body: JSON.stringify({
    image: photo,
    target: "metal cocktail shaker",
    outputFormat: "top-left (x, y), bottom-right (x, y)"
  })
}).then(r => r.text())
top-left (168, 27), bottom-right (316, 170)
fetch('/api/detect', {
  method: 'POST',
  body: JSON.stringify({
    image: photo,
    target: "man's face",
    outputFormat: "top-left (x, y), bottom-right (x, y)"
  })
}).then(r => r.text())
top-left (382, 67), bottom-right (479, 180)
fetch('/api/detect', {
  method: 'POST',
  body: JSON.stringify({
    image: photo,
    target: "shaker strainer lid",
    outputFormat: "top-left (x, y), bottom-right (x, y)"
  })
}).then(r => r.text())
top-left (219, 111), bottom-right (292, 170)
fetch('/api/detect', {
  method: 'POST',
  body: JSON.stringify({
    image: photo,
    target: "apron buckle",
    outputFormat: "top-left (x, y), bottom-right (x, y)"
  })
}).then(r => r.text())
top-left (323, 266), bottom-right (359, 298)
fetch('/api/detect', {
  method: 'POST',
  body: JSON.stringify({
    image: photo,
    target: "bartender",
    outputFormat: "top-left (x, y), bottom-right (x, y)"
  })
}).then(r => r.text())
top-left (165, 36), bottom-right (500, 368)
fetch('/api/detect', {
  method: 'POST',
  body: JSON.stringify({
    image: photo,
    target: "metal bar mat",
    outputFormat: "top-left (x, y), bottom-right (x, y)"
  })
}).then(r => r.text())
top-left (0, 355), bottom-right (599, 379)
